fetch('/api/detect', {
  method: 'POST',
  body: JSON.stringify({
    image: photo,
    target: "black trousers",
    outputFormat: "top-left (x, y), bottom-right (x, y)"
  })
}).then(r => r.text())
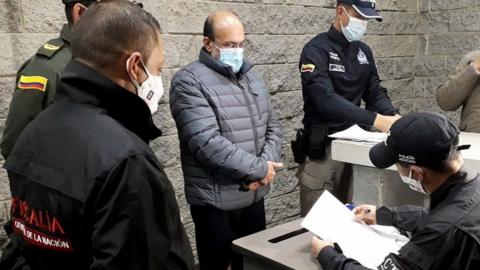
top-left (190, 198), bottom-right (266, 270)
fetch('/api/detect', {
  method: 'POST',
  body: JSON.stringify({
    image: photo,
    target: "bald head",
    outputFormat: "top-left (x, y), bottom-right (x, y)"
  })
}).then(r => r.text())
top-left (203, 11), bottom-right (243, 40)
top-left (203, 11), bottom-right (245, 59)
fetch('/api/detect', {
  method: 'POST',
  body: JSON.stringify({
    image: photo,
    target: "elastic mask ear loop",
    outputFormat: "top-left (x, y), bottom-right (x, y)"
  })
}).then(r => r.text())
top-left (126, 57), bottom-right (140, 95)
top-left (340, 6), bottom-right (351, 26)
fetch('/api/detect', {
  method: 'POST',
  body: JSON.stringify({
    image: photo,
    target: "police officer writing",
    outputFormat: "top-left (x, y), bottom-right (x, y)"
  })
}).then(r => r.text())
top-left (1, 0), bottom-right (95, 159)
top-left (296, 0), bottom-right (400, 216)
top-left (0, 1), bottom-right (193, 269)
top-left (312, 112), bottom-right (480, 270)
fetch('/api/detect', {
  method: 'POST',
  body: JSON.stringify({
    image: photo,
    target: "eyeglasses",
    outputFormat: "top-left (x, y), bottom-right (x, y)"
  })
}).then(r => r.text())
top-left (213, 41), bottom-right (245, 49)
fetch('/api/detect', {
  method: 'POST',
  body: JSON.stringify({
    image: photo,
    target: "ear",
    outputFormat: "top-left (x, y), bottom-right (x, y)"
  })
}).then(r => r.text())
top-left (203, 37), bottom-right (214, 54)
top-left (125, 52), bottom-right (143, 82)
top-left (72, 3), bottom-right (88, 25)
top-left (336, 5), bottom-right (344, 18)
top-left (411, 166), bottom-right (424, 182)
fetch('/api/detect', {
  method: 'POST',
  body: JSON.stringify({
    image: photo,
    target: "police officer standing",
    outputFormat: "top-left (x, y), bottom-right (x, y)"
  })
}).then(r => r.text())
top-left (1, 0), bottom-right (94, 159)
top-left (312, 112), bottom-right (480, 270)
top-left (296, 0), bottom-right (400, 216)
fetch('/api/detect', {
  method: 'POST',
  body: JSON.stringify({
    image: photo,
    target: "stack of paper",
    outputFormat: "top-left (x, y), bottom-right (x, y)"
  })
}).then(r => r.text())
top-left (328, 124), bottom-right (387, 143)
top-left (301, 191), bottom-right (409, 268)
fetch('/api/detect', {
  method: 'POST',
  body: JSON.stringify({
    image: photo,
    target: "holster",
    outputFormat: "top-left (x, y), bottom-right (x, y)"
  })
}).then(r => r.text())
top-left (291, 128), bottom-right (307, 164)
top-left (306, 126), bottom-right (328, 160)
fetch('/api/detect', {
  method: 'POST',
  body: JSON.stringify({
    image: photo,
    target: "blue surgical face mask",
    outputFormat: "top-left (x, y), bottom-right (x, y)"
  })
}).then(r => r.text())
top-left (214, 44), bottom-right (244, 73)
top-left (340, 7), bottom-right (368, 42)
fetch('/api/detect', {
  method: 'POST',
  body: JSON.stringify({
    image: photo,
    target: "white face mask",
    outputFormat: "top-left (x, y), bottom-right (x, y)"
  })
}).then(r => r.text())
top-left (126, 58), bottom-right (164, 114)
top-left (400, 169), bottom-right (428, 195)
top-left (340, 7), bottom-right (368, 42)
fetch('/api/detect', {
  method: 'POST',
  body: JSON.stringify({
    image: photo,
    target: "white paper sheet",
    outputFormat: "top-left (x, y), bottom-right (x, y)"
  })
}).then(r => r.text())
top-left (301, 191), bottom-right (409, 268)
top-left (328, 124), bottom-right (388, 143)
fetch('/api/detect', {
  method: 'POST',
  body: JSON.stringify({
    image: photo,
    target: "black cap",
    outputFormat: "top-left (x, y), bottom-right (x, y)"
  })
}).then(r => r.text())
top-left (337, 0), bottom-right (383, 22)
top-left (369, 112), bottom-right (470, 169)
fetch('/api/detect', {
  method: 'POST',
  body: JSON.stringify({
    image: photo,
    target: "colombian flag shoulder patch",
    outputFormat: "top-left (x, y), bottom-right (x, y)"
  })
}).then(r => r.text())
top-left (301, 64), bottom-right (315, 73)
top-left (17, 75), bottom-right (48, 92)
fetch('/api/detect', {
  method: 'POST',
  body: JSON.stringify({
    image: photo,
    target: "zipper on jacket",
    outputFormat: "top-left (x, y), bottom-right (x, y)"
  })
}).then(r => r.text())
top-left (253, 99), bottom-right (262, 121)
top-left (236, 81), bottom-right (260, 156)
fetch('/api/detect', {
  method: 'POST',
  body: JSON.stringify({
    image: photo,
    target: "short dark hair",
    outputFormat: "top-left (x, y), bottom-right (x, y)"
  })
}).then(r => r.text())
top-left (71, 0), bottom-right (161, 69)
top-left (203, 16), bottom-right (215, 40)
top-left (64, 1), bottom-right (96, 25)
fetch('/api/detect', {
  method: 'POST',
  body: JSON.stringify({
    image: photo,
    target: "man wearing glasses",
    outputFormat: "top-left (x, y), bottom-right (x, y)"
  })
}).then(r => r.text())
top-left (170, 10), bottom-right (283, 270)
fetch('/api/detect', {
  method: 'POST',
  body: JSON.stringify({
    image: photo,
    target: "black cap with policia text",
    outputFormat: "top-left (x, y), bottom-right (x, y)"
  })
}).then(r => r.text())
top-left (336, 0), bottom-right (383, 22)
top-left (369, 112), bottom-right (471, 169)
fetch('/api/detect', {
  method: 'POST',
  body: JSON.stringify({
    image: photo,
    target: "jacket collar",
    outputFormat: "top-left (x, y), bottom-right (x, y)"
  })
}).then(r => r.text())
top-left (60, 24), bottom-right (73, 45)
top-left (326, 25), bottom-right (350, 48)
top-left (198, 48), bottom-right (253, 81)
top-left (429, 170), bottom-right (472, 210)
top-left (57, 60), bottom-right (162, 143)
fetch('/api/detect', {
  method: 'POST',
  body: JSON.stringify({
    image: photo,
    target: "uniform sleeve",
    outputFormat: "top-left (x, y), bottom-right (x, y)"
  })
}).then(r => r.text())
top-left (378, 226), bottom-right (460, 270)
top-left (1, 60), bottom-right (55, 159)
top-left (316, 236), bottom-right (429, 270)
top-left (300, 46), bottom-right (377, 127)
top-left (362, 47), bottom-right (398, 116)
top-left (260, 93), bottom-right (283, 162)
top-left (376, 206), bottom-right (427, 233)
top-left (89, 155), bottom-right (193, 270)
top-left (169, 69), bottom-right (268, 183)
top-left (317, 246), bottom-right (371, 270)
top-left (436, 51), bottom-right (480, 111)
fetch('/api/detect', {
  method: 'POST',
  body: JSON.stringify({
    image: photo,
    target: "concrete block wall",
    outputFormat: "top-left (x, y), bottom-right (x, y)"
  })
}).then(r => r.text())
top-left (0, 0), bottom-right (475, 254)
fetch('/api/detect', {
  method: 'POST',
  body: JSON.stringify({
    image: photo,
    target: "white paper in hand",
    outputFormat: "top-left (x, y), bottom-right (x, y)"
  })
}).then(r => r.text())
top-left (301, 191), bottom-right (409, 268)
top-left (328, 124), bottom-right (387, 143)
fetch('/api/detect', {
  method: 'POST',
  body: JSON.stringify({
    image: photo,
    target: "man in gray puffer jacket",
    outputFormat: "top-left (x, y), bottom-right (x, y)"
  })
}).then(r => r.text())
top-left (170, 10), bottom-right (283, 270)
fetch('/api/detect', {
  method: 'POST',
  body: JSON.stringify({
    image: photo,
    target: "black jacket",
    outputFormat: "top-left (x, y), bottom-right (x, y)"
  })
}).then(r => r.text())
top-left (300, 26), bottom-right (397, 133)
top-left (1, 60), bottom-right (194, 270)
top-left (318, 171), bottom-right (480, 270)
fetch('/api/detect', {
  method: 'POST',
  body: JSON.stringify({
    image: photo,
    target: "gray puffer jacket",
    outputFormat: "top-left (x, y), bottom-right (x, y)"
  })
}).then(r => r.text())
top-left (170, 49), bottom-right (283, 211)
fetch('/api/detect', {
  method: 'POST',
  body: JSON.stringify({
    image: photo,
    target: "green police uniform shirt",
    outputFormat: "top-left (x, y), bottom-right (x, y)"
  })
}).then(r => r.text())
top-left (1, 25), bottom-right (72, 159)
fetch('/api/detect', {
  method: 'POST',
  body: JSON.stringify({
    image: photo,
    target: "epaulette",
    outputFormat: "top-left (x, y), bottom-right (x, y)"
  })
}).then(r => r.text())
top-left (36, 38), bottom-right (65, 59)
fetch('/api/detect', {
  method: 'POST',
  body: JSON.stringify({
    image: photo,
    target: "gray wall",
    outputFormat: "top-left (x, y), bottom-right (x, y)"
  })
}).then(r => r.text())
top-left (0, 0), bottom-right (472, 254)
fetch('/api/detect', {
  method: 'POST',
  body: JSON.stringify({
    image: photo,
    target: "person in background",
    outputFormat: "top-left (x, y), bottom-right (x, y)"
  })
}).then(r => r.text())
top-left (312, 112), bottom-right (480, 270)
top-left (1, 0), bottom-right (143, 159)
top-left (0, 1), bottom-right (193, 269)
top-left (1, 0), bottom-right (94, 159)
top-left (436, 51), bottom-right (480, 133)
top-left (170, 11), bottom-right (283, 270)
top-left (296, 0), bottom-right (400, 217)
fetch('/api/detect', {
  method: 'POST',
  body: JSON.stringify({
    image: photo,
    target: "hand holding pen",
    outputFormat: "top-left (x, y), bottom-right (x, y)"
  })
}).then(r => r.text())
top-left (353, 204), bottom-right (377, 225)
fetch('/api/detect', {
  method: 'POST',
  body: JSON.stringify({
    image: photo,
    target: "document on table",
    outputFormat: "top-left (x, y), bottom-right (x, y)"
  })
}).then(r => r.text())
top-left (301, 191), bottom-right (409, 269)
top-left (328, 124), bottom-right (387, 143)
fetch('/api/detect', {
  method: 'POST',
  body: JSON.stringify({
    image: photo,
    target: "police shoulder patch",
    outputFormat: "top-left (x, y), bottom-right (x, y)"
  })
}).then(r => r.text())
top-left (301, 64), bottom-right (316, 73)
top-left (36, 38), bottom-right (65, 59)
top-left (17, 75), bottom-right (48, 92)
